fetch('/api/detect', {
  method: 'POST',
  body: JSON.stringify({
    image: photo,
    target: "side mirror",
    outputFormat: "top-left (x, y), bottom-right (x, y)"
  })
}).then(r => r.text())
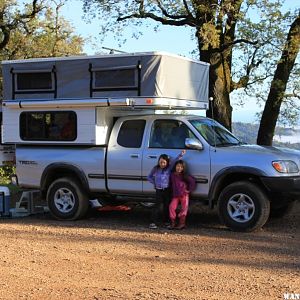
top-left (185, 138), bottom-right (203, 150)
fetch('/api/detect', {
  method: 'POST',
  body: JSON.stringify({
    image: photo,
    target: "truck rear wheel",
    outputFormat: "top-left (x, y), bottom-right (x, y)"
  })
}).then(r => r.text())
top-left (218, 181), bottom-right (270, 232)
top-left (47, 177), bottom-right (89, 220)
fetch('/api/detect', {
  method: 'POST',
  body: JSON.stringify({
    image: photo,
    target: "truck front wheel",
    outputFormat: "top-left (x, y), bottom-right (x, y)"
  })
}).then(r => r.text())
top-left (218, 181), bottom-right (270, 232)
top-left (47, 177), bottom-right (89, 220)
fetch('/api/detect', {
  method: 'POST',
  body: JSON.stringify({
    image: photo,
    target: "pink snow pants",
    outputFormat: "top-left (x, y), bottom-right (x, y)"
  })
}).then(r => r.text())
top-left (169, 195), bottom-right (189, 220)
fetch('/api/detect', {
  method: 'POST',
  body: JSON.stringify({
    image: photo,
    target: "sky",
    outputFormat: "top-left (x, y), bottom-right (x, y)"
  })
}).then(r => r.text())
top-left (60, 0), bottom-right (298, 124)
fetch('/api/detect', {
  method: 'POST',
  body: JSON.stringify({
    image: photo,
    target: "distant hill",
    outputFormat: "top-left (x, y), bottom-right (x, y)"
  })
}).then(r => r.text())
top-left (232, 122), bottom-right (300, 150)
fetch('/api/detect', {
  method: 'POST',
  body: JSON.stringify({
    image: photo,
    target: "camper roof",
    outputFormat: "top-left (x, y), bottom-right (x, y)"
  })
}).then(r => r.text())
top-left (1, 51), bottom-right (208, 66)
top-left (2, 52), bottom-right (209, 110)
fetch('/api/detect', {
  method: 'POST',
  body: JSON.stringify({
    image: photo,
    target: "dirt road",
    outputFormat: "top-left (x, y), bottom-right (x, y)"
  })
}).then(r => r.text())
top-left (0, 203), bottom-right (299, 300)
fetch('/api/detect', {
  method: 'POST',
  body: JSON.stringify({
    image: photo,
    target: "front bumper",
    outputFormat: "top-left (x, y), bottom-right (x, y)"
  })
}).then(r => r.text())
top-left (261, 176), bottom-right (300, 197)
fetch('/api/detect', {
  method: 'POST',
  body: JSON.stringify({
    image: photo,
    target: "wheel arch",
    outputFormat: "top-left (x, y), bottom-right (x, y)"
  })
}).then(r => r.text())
top-left (40, 163), bottom-right (90, 198)
top-left (208, 167), bottom-right (268, 208)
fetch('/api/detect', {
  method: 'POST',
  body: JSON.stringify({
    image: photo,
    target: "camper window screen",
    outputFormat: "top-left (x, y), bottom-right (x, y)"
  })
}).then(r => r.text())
top-left (93, 68), bottom-right (137, 89)
top-left (16, 72), bottom-right (53, 91)
top-left (20, 111), bottom-right (77, 141)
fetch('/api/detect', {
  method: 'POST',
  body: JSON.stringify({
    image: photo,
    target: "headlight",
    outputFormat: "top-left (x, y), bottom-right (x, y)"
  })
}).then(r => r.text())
top-left (272, 160), bottom-right (299, 173)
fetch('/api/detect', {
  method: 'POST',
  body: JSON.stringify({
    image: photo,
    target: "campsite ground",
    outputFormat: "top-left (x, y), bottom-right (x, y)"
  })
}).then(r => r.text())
top-left (0, 202), bottom-right (299, 300)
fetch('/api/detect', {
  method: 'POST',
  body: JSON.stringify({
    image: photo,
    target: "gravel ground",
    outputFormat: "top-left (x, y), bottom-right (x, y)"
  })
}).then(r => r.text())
top-left (0, 202), bottom-right (299, 300)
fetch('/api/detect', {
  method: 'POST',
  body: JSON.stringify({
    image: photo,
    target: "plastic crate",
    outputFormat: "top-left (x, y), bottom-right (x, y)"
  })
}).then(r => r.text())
top-left (0, 186), bottom-right (10, 217)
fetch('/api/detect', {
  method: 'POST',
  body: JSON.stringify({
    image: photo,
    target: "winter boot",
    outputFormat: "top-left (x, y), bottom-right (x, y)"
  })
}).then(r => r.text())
top-left (176, 216), bottom-right (186, 230)
top-left (168, 219), bottom-right (176, 230)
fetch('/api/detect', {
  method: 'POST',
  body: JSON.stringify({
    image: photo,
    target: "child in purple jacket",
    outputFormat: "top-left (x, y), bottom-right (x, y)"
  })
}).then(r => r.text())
top-left (147, 150), bottom-right (186, 229)
top-left (169, 160), bottom-right (196, 229)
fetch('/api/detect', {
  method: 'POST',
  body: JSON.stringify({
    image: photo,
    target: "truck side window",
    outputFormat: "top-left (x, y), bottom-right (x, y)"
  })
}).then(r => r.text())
top-left (150, 120), bottom-right (196, 149)
top-left (20, 111), bottom-right (77, 141)
top-left (117, 120), bottom-right (145, 148)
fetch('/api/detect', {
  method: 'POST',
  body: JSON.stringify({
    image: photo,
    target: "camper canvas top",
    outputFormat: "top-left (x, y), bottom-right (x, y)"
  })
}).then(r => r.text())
top-left (1, 51), bottom-right (209, 110)
top-left (1, 51), bottom-right (207, 65)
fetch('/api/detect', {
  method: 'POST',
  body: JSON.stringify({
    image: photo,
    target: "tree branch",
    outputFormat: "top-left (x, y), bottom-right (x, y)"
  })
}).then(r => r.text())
top-left (18, 0), bottom-right (40, 19)
top-left (117, 0), bottom-right (196, 27)
top-left (0, 0), bottom-right (45, 50)
top-left (117, 12), bottom-right (195, 27)
top-left (231, 46), bottom-right (266, 91)
top-left (11, 0), bottom-right (45, 29)
top-left (222, 38), bottom-right (258, 51)
top-left (0, 26), bottom-right (10, 49)
top-left (182, 0), bottom-right (194, 18)
top-left (154, 0), bottom-right (190, 20)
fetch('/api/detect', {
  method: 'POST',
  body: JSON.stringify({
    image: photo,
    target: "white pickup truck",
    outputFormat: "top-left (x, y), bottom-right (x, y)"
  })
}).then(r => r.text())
top-left (1, 52), bottom-right (299, 232)
top-left (11, 113), bottom-right (300, 232)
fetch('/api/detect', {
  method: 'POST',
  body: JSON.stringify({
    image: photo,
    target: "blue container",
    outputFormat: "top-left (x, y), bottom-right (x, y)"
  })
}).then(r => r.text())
top-left (0, 186), bottom-right (10, 217)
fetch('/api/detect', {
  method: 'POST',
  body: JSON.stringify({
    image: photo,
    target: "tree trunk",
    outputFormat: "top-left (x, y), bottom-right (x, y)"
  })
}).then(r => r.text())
top-left (257, 14), bottom-right (300, 145)
top-left (200, 48), bottom-right (232, 131)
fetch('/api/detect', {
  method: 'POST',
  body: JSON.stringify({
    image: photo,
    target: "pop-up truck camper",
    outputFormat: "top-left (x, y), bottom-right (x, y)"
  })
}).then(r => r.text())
top-left (1, 52), bottom-right (300, 231)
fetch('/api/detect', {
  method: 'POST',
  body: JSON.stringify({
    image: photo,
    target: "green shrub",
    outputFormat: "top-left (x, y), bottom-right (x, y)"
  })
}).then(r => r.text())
top-left (0, 165), bottom-right (15, 185)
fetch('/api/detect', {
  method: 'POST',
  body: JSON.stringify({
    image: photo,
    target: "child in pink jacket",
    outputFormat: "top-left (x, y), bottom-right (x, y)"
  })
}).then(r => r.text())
top-left (169, 160), bottom-right (196, 229)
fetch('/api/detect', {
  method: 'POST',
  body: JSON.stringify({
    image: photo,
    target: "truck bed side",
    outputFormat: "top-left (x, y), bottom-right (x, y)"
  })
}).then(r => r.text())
top-left (16, 146), bottom-right (107, 193)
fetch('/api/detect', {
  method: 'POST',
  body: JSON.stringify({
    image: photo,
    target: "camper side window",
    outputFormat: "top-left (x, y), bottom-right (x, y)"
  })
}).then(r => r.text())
top-left (16, 72), bottom-right (53, 91)
top-left (93, 67), bottom-right (138, 89)
top-left (15, 72), bottom-right (54, 92)
top-left (117, 120), bottom-right (145, 148)
top-left (20, 111), bottom-right (77, 141)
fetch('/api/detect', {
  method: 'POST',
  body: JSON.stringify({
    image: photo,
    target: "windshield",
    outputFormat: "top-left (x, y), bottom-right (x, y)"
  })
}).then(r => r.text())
top-left (189, 119), bottom-right (242, 147)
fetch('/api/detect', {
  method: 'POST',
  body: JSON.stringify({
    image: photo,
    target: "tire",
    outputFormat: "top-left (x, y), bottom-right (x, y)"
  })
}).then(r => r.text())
top-left (270, 201), bottom-right (296, 218)
top-left (47, 177), bottom-right (89, 220)
top-left (218, 181), bottom-right (270, 232)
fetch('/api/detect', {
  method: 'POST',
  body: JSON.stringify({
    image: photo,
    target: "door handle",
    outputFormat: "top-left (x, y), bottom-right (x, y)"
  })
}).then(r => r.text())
top-left (130, 154), bottom-right (139, 158)
top-left (147, 155), bottom-right (158, 159)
